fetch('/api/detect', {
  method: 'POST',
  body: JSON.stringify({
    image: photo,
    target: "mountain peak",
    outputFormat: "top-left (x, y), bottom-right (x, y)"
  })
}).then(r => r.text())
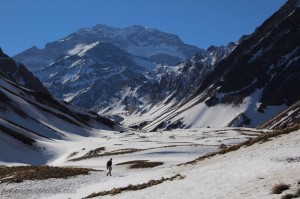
top-left (28, 46), bottom-right (39, 51)
top-left (0, 47), bottom-right (9, 58)
top-left (94, 23), bottom-right (114, 29)
top-left (15, 24), bottom-right (203, 69)
top-left (126, 24), bottom-right (145, 30)
top-left (207, 45), bottom-right (219, 52)
top-left (78, 24), bottom-right (162, 38)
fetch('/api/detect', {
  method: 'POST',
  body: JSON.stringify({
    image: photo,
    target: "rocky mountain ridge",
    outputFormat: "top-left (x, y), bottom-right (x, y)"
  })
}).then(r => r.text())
top-left (0, 48), bottom-right (117, 164)
top-left (14, 24), bottom-right (204, 70)
top-left (132, 0), bottom-right (300, 131)
top-left (14, 24), bottom-right (234, 114)
top-left (12, 0), bottom-right (300, 131)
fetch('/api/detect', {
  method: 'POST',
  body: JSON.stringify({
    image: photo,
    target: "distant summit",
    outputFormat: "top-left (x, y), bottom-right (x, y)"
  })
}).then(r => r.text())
top-left (75, 24), bottom-right (202, 63)
top-left (12, 23), bottom-right (235, 119)
top-left (14, 24), bottom-right (204, 70)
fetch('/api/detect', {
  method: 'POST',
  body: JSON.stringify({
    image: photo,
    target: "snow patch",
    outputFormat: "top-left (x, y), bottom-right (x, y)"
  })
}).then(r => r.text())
top-left (67, 42), bottom-right (100, 57)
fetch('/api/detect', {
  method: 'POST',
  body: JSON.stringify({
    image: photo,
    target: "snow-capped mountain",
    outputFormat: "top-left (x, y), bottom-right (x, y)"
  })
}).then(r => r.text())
top-left (13, 0), bottom-right (300, 132)
top-left (98, 42), bottom-right (236, 118)
top-left (75, 24), bottom-right (205, 65)
top-left (34, 41), bottom-right (150, 109)
top-left (13, 24), bottom-right (231, 114)
top-left (118, 0), bottom-right (300, 131)
top-left (1, 0), bottom-right (300, 197)
top-left (14, 24), bottom-right (204, 71)
top-left (0, 48), bottom-right (117, 164)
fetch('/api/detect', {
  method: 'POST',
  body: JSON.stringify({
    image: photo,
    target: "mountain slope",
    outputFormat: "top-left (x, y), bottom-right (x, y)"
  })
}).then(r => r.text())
top-left (1, 125), bottom-right (298, 199)
top-left (258, 100), bottom-right (300, 129)
top-left (135, 0), bottom-right (300, 131)
top-left (98, 44), bottom-right (236, 126)
top-left (0, 48), bottom-right (48, 94)
top-left (34, 41), bottom-right (148, 109)
top-left (0, 48), bottom-right (117, 164)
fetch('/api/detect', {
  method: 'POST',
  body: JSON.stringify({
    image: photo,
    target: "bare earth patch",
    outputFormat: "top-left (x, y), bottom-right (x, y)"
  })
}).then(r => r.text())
top-left (129, 161), bottom-right (164, 169)
top-left (0, 166), bottom-right (95, 183)
top-left (67, 151), bottom-right (79, 159)
top-left (84, 174), bottom-right (185, 198)
top-left (271, 183), bottom-right (290, 194)
top-left (116, 160), bottom-right (163, 169)
top-left (69, 148), bottom-right (143, 161)
top-left (83, 147), bottom-right (105, 157)
top-left (116, 160), bottom-right (148, 165)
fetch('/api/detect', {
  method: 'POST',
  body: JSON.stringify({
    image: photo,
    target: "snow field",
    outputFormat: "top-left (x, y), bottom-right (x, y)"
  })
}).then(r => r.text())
top-left (0, 127), bottom-right (274, 199)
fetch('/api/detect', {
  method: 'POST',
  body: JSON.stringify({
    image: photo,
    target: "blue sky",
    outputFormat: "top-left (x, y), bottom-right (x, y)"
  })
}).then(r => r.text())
top-left (0, 0), bottom-right (287, 56)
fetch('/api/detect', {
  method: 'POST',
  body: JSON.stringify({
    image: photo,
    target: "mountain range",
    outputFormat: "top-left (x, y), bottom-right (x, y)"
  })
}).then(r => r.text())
top-left (1, 1), bottom-right (300, 197)
top-left (0, 48), bottom-right (118, 164)
top-left (10, 0), bottom-right (300, 132)
top-left (129, 0), bottom-right (300, 131)
top-left (13, 24), bottom-right (234, 113)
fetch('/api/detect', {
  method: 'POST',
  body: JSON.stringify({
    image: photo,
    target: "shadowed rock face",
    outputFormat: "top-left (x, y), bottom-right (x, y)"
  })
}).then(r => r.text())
top-left (0, 48), bottom-right (116, 143)
top-left (0, 48), bottom-right (119, 164)
top-left (130, 0), bottom-right (300, 131)
top-left (197, 0), bottom-right (300, 110)
top-left (258, 100), bottom-right (300, 129)
top-left (0, 48), bottom-right (49, 95)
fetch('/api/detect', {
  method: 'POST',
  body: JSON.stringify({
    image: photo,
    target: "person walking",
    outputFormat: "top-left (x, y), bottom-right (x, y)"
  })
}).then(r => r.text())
top-left (106, 158), bottom-right (112, 176)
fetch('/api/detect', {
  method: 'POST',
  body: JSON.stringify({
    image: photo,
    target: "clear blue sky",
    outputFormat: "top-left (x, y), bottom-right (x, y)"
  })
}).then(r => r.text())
top-left (0, 0), bottom-right (287, 56)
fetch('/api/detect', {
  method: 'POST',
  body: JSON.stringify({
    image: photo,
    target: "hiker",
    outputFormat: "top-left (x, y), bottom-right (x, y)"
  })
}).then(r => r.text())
top-left (106, 158), bottom-right (112, 176)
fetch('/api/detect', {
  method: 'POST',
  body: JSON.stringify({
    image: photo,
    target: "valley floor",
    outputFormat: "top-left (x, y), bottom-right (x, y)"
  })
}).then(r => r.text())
top-left (0, 127), bottom-right (299, 199)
